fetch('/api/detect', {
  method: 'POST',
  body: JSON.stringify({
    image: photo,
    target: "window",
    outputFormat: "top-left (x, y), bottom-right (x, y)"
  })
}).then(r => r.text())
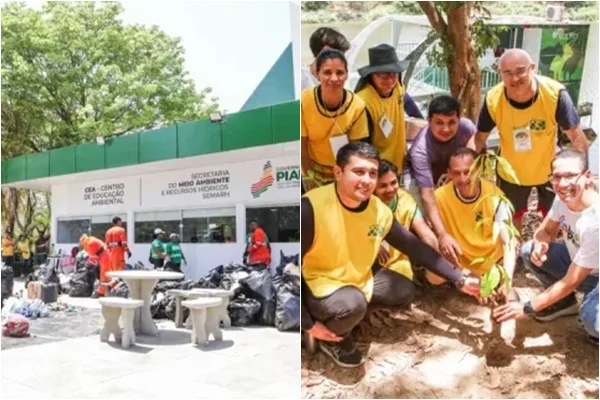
top-left (182, 208), bottom-right (236, 243)
top-left (134, 211), bottom-right (181, 243)
top-left (57, 217), bottom-right (91, 244)
top-left (56, 214), bottom-right (128, 244)
top-left (246, 205), bottom-right (299, 243)
top-left (90, 214), bottom-right (127, 239)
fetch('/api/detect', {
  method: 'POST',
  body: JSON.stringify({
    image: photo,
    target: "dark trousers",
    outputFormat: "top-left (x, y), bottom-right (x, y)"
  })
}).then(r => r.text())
top-left (303, 265), bottom-right (416, 336)
top-left (2, 256), bottom-right (14, 267)
top-left (165, 261), bottom-right (182, 273)
top-left (151, 258), bottom-right (164, 270)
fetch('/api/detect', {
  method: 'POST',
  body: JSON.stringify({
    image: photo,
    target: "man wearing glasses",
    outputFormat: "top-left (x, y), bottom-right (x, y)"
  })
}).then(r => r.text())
top-left (494, 149), bottom-right (598, 345)
top-left (469, 48), bottom-right (588, 232)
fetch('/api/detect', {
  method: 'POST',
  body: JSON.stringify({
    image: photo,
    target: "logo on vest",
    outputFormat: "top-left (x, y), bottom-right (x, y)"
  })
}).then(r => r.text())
top-left (475, 211), bottom-right (484, 223)
top-left (529, 120), bottom-right (546, 131)
top-left (367, 225), bottom-right (385, 237)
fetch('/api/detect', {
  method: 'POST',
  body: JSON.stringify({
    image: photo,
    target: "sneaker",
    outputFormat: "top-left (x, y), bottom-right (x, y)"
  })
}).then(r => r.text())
top-left (319, 336), bottom-right (365, 368)
top-left (533, 297), bottom-right (579, 322)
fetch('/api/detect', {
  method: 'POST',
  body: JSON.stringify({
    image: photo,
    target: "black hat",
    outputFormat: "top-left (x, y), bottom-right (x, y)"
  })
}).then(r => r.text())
top-left (357, 44), bottom-right (409, 77)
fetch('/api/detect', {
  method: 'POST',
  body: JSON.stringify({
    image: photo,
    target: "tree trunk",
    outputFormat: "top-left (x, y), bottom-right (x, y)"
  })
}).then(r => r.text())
top-left (444, 2), bottom-right (481, 122)
top-left (418, 1), bottom-right (482, 122)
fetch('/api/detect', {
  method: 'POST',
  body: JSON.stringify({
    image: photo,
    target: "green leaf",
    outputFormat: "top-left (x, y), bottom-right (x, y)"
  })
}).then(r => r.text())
top-left (496, 156), bottom-right (520, 185)
top-left (497, 264), bottom-right (511, 292)
top-left (480, 265), bottom-right (501, 298)
top-left (469, 256), bottom-right (489, 267)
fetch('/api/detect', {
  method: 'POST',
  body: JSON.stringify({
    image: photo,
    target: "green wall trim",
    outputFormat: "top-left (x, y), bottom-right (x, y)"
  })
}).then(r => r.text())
top-left (1, 101), bottom-right (299, 185)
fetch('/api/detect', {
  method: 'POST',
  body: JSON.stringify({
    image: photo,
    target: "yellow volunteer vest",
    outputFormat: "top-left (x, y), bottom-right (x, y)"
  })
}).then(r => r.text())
top-left (303, 185), bottom-right (394, 301)
top-left (301, 87), bottom-right (369, 184)
top-left (2, 237), bottom-right (14, 256)
top-left (18, 241), bottom-right (31, 259)
top-left (383, 189), bottom-right (417, 280)
top-left (435, 179), bottom-right (504, 275)
top-left (357, 83), bottom-right (407, 172)
top-left (486, 76), bottom-right (563, 186)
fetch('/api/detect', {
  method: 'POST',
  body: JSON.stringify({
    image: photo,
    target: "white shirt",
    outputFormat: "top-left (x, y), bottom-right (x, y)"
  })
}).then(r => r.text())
top-left (548, 196), bottom-right (599, 275)
top-left (301, 66), bottom-right (319, 91)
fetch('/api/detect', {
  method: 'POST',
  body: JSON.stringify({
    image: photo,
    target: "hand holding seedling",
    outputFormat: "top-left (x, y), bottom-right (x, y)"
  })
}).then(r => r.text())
top-left (530, 241), bottom-right (549, 267)
top-left (459, 276), bottom-right (481, 298)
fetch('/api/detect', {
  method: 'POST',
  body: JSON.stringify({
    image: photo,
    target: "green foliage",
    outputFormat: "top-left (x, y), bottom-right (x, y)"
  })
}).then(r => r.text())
top-left (301, 2), bottom-right (329, 12)
top-left (1, 2), bottom-right (218, 157)
top-left (480, 263), bottom-right (501, 298)
top-left (425, 2), bottom-right (505, 68)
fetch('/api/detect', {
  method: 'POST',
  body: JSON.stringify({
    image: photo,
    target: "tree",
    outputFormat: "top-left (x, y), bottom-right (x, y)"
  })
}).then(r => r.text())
top-left (417, 1), bottom-right (501, 122)
top-left (1, 1), bottom-right (219, 155)
top-left (1, 2), bottom-right (219, 241)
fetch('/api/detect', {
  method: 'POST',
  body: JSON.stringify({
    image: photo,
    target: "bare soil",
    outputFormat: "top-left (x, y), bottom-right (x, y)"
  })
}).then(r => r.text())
top-left (301, 208), bottom-right (599, 399)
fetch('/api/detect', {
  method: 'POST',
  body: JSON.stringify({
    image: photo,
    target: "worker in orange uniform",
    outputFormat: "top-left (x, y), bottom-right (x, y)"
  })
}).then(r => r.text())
top-left (246, 220), bottom-right (271, 266)
top-left (105, 216), bottom-right (131, 273)
top-left (79, 234), bottom-right (112, 297)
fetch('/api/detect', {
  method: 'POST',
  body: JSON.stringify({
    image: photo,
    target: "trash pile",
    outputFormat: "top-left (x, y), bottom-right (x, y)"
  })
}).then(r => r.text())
top-left (2, 297), bottom-right (50, 319)
top-left (131, 251), bottom-right (301, 331)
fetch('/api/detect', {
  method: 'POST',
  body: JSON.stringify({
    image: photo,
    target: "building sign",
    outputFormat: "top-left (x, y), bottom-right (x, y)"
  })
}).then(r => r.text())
top-left (538, 27), bottom-right (589, 106)
top-left (249, 161), bottom-right (300, 198)
top-left (161, 169), bottom-right (231, 200)
top-left (83, 182), bottom-right (126, 206)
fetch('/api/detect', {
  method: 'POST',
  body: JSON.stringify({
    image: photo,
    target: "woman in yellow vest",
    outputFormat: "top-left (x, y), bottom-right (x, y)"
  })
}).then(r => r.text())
top-left (2, 232), bottom-right (15, 267)
top-left (17, 235), bottom-right (32, 275)
top-left (355, 44), bottom-right (423, 176)
top-left (301, 49), bottom-right (369, 192)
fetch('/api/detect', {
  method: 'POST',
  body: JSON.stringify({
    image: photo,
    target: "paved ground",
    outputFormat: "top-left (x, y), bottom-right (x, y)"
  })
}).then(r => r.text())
top-left (2, 283), bottom-right (300, 399)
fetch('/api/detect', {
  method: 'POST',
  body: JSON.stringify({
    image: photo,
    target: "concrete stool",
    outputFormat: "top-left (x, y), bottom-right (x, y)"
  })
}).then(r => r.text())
top-left (182, 298), bottom-right (222, 345)
top-left (167, 289), bottom-right (193, 328)
top-left (190, 289), bottom-right (234, 328)
top-left (99, 297), bottom-right (144, 349)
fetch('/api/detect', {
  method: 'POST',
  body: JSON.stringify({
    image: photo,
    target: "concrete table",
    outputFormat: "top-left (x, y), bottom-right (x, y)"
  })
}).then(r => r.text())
top-left (189, 288), bottom-right (234, 328)
top-left (106, 270), bottom-right (184, 336)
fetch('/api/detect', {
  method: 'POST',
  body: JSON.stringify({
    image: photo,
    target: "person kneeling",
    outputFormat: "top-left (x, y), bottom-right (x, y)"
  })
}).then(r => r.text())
top-left (301, 142), bottom-right (481, 369)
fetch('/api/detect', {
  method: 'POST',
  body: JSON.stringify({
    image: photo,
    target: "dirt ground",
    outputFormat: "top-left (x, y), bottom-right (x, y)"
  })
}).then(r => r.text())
top-left (301, 210), bottom-right (600, 399)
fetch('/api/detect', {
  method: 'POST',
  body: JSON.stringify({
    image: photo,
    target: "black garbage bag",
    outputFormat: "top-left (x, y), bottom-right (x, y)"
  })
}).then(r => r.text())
top-left (272, 251), bottom-right (300, 331)
top-left (228, 294), bottom-right (261, 326)
top-left (68, 267), bottom-right (95, 297)
top-left (1, 265), bottom-right (14, 307)
top-left (111, 281), bottom-right (129, 298)
top-left (240, 265), bottom-right (276, 326)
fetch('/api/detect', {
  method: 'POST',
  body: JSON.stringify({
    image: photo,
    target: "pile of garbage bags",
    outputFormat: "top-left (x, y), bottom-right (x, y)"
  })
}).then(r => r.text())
top-left (1, 264), bottom-right (14, 307)
top-left (144, 251), bottom-right (300, 331)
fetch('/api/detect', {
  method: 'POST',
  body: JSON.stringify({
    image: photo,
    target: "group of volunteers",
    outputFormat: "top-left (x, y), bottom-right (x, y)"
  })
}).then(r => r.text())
top-left (300, 27), bottom-right (598, 368)
top-left (2, 230), bottom-right (50, 275)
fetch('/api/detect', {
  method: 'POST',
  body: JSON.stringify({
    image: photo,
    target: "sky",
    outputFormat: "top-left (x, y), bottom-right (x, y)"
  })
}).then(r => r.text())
top-left (24, 1), bottom-right (295, 112)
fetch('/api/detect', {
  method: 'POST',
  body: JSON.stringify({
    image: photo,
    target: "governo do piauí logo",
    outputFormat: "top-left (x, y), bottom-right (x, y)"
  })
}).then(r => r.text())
top-left (251, 161), bottom-right (274, 198)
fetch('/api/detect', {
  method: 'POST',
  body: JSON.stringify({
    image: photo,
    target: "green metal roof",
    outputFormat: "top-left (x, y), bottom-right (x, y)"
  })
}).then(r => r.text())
top-left (240, 42), bottom-right (295, 112)
top-left (1, 100), bottom-right (299, 185)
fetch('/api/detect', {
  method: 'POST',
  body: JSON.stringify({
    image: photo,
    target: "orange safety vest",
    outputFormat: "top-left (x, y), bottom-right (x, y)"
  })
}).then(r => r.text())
top-left (247, 228), bottom-right (271, 265)
top-left (105, 226), bottom-right (128, 261)
top-left (81, 236), bottom-right (108, 261)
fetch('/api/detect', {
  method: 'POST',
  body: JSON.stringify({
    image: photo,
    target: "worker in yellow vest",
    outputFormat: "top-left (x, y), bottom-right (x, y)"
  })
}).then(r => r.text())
top-left (2, 232), bottom-right (15, 268)
top-left (355, 44), bottom-right (423, 176)
top-left (301, 142), bottom-right (481, 369)
top-left (432, 148), bottom-right (518, 302)
top-left (373, 160), bottom-right (438, 300)
top-left (469, 48), bottom-right (588, 232)
top-left (301, 49), bottom-right (369, 192)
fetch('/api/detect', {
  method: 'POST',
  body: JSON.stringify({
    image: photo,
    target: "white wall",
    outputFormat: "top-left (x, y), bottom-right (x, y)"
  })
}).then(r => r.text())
top-left (51, 154), bottom-right (301, 279)
top-left (580, 21), bottom-right (599, 127)
top-left (522, 28), bottom-right (543, 66)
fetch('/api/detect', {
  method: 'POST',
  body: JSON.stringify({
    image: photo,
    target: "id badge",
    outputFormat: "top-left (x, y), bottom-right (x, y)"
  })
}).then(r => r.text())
top-left (379, 114), bottom-right (394, 138)
top-left (513, 126), bottom-right (532, 152)
top-left (330, 134), bottom-right (349, 157)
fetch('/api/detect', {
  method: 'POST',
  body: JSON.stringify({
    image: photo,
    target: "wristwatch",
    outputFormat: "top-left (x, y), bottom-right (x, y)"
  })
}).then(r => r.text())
top-left (523, 300), bottom-right (535, 315)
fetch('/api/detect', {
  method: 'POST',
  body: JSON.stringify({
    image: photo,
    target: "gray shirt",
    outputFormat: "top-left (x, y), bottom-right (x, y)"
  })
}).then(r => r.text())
top-left (406, 117), bottom-right (477, 188)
